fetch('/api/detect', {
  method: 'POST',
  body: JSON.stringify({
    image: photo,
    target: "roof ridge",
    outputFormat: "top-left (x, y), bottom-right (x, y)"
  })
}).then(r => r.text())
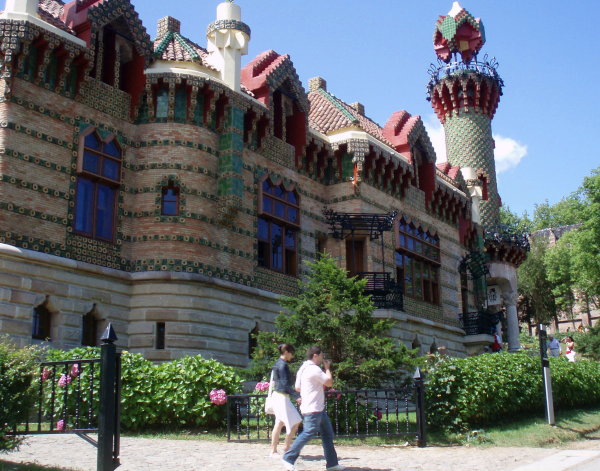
top-left (153, 31), bottom-right (174, 56)
top-left (317, 88), bottom-right (358, 125)
top-left (174, 32), bottom-right (201, 62)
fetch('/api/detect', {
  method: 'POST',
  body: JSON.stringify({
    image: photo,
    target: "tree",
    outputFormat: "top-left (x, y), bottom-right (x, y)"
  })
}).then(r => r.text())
top-left (530, 196), bottom-right (585, 231)
top-left (250, 255), bottom-right (419, 389)
top-left (499, 206), bottom-right (531, 233)
top-left (517, 238), bottom-right (558, 327)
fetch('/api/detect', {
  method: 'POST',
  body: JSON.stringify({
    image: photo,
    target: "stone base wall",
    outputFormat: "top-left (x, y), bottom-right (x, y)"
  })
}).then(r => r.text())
top-left (0, 244), bottom-right (281, 367)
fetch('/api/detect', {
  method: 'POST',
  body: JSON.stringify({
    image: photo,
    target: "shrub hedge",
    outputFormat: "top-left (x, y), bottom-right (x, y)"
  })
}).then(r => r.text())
top-left (0, 339), bottom-right (41, 451)
top-left (45, 347), bottom-right (242, 430)
top-left (425, 352), bottom-right (600, 431)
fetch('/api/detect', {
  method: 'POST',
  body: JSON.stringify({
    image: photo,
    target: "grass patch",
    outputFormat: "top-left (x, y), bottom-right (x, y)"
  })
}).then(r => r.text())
top-left (0, 461), bottom-right (79, 471)
top-left (428, 406), bottom-right (600, 448)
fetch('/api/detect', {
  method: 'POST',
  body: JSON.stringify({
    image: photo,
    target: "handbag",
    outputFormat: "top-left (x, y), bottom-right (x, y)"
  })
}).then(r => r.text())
top-left (264, 370), bottom-right (275, 415)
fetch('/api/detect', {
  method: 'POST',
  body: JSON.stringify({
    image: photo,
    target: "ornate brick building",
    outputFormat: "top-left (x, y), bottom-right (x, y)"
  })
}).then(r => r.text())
top-left (0, 0), bottom-right (518, 365)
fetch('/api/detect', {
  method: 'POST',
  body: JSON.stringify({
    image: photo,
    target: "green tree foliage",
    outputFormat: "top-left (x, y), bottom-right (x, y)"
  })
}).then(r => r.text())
top-left (517, 238), bottom-right (558, 326)
top-left (0, 339), bottom-right (42, 451)
top-left (530, 196), bottom-right (586, 231)
top-left (250, 255), bottom-right (419, 389)
top-left (573, 324), bottom-right (600, 360)
top-left (499, 206), bottom-right (531, 233)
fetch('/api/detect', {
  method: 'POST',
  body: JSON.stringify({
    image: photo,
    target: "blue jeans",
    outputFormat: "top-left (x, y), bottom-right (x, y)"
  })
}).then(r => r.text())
top-left (283, 410), bottom-right (338, 468)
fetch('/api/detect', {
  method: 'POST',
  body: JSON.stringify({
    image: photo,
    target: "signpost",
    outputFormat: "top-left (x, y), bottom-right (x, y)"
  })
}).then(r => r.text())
top-left (538, 324), bottom-right (555, 425)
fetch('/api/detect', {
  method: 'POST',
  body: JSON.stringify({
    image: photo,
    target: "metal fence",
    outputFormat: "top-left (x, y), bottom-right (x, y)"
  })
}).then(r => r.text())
top-left (9, 325), bottom-right (121, 471)
top-left (227, 372), bottom-right (426, 446)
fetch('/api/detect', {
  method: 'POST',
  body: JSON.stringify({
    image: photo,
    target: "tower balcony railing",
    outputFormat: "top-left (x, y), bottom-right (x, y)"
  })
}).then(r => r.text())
top-left (459, 310), bottom-right (500, 336)
top-left (483, 224), bottom-right (530, 267)
top-left (357, 272), bottom-right (404, 311)
top-left (426, 54), bottom-right (504, 96)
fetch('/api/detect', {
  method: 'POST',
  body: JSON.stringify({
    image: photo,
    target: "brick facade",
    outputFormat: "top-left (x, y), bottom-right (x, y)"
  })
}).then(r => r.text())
top-left (0, 1), bottom-right (482, 364)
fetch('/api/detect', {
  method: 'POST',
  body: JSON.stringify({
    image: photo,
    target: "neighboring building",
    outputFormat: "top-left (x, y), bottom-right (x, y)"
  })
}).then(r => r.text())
top-left (530, 224), bottom-right (599, 332)
top-left (0, 0), bottom-right (524, 365)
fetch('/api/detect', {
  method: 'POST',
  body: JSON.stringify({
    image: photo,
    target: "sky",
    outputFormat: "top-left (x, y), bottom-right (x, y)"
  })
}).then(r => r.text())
top-left (132, 0), bottom-right (600, 217)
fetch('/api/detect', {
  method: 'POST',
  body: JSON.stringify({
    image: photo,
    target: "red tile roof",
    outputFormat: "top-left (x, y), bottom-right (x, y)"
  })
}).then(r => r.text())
top-left (308, 87), bottom-right (392, 146)
top-left (153, 32), bottom-right (214, 69)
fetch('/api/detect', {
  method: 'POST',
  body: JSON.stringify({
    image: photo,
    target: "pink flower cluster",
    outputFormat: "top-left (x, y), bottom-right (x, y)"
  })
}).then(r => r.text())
top-left (209, 389), bottom-right (227, 405)
top-left (56, 419), bottom-right (65, 431)
top-left (326, 388), bottom-right (342, 400)
top-left (41, 368), bottom-right (52, 382)
top-left (254, 381), bottom-right (270, 392)
top-left (58, 374), bottom-right (72, 388)
top-left (70, 363), bottom-right (80, 377)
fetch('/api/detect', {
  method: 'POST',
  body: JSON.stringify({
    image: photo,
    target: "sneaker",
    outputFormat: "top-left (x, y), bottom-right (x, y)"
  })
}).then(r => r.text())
top-left (281, 458), bottom-right (297, 471)
top-left (326, 465), bottom-right (346, 471)
top-left (269, 452), bottom-right (281, 459)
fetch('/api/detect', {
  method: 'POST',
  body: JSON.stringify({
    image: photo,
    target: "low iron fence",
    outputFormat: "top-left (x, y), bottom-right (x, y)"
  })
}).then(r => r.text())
top-left (9, 325), bottom-right (121, 471)
top-left (227, 371), bottom-right (426, 446)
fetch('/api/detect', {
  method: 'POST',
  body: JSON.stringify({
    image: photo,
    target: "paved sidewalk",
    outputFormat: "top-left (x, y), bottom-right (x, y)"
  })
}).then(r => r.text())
top-left (3, 435), bottom-right (600, 471)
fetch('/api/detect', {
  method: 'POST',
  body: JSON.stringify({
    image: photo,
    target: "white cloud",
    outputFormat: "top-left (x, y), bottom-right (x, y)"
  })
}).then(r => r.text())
top-left (423, 115), bottom-right (527, 173)
top-left (493, 134), bottom-right (528, 173)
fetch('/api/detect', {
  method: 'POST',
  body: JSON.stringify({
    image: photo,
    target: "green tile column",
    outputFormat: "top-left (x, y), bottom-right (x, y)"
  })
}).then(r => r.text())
top-left (218, 105), bottom-right (244, 223)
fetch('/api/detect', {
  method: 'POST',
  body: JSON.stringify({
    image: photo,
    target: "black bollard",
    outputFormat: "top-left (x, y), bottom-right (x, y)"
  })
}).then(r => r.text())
top-left (413, 367), bottom-right (427, 447)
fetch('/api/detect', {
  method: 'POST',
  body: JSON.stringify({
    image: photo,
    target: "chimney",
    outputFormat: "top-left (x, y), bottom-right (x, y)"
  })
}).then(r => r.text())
top-left (351, 102), bottom-right (365, 115)
top-left (206, 1), bottom-right (251, 92)
top-left (157, 16), bottom-right (181, 39)
top-left (3, 0), bottom-right (38, 16)
top-left (308, 77), bottom-right (327, 92)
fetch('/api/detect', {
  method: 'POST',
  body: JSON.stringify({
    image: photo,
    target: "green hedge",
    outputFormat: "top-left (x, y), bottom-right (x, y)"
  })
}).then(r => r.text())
top-left (0, 339), bottom-right (41, 451)
top-left (425, 352), bottom-right (600, 431)
top-left (45, 347), bottom-right (242, 431)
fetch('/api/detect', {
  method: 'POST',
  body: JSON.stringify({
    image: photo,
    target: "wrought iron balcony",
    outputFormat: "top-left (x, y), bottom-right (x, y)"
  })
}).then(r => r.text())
top-left (484, 224), bottom-right (530, 267)
top-left (357, 272), bottom-right (403, 311)
top-left (426, 54), bottom-right (504, 98)
top-left (459, 310), bottom-right (501, 336)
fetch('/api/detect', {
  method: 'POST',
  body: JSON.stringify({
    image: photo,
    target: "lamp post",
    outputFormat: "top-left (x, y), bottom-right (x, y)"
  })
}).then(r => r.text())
top-left (538, 324), bottom-right (555, 425)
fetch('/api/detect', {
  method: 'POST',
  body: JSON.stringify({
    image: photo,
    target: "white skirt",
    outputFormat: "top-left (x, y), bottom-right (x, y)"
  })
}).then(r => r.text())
top-left (272, 391), bottom-right (302, 431)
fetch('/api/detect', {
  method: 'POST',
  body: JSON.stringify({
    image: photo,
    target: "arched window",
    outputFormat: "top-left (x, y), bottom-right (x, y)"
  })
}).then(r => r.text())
top-left (74, 131), bottom-right (122, 241)
top-left (395, 218), bottom-right (440, 305)
top-left (32, 304), bottom-right (52, 341)
top-left (81, 308), bottom-right (98, 347)
top-left (257, 179), bottom-right (299, 276)
top-left (161, 183), bottom-right (179, 216)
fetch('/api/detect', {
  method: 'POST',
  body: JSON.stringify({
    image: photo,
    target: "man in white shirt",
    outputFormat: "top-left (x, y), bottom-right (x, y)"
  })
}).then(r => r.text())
top-left (547, 335), bottom-right (561, 357)
top-left (282, 346), bottom-right (344, 471)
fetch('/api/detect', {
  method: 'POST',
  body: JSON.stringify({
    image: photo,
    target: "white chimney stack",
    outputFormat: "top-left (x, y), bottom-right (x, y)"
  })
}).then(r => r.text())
top-left (206, 1), bottom-right (251, 92)
top-left (3, 0), bottom-right (38, 17)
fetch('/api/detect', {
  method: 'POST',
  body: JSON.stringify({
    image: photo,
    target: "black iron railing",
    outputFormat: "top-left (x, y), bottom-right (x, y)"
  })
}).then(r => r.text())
top-left (9, 325), bottom-right (121, 471)
top-left (484, 224), bottom-right (530, 251)
top-left (358, 272), bottom-right (404, 311)
top-left (227, 374), bottom-right (426, 446)
top-left (459, 311), bottom-right (500, 336)
top-left (426, 54), bottom-right (504, 97)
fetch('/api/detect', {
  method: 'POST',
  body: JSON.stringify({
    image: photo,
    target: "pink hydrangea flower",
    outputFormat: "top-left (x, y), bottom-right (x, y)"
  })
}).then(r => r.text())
top-left (58, 374), bottom-right (72, 388)
top-left (56, 420), bottom-right (65, 431)
top-left (254, 381), bottom-right (270, 392)
top-left (326, 388), bottom-right (342, 400)
top-left (209, 389), bottom-right (227, 405)
top-left (70, 363), bottom-right (80, 378)
top-left (374, 408), bottom-right (382, 420)
top-left (41, 368), bottom-right (52, 382)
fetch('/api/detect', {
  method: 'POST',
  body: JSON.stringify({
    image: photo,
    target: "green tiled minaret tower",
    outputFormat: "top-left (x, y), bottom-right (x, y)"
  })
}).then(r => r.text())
top-left (427, 2), bottom-right (503, 229)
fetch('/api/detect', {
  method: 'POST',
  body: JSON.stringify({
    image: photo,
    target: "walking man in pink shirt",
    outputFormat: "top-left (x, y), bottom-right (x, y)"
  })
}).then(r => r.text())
top-left (282, 346), bottom-right (345, 471)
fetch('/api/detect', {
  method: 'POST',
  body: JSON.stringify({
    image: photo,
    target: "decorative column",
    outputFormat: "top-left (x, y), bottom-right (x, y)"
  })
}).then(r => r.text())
top-left (217, 103), bottom-right (245, 223)
top-left (503, 291), bottom-right (521, 352)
